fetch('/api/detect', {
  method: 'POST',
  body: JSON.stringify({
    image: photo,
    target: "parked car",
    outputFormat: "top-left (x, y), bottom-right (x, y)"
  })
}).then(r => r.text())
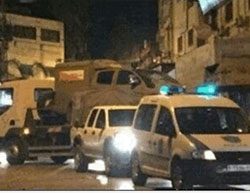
top-left (71, 105), bottom-right (137, 176)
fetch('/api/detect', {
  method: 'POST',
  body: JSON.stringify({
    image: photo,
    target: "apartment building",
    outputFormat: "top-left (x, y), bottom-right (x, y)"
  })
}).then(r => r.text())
top-left (158, 0), bottom-right (250, 115)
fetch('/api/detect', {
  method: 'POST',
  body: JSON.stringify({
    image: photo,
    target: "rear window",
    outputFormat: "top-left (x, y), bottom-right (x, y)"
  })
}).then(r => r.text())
top-left (108, 109), bottom-right (135, 127)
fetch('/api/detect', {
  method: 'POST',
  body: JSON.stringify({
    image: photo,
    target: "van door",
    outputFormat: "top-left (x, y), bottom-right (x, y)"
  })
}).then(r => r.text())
top-left (82, 109), bottom-right (99, 156)
top-left (151, 106), bottom-right (175, 176)
top-left (91, 109), bottom-right (106, 157)
top-left (133, 104), bottom-right (157, 168)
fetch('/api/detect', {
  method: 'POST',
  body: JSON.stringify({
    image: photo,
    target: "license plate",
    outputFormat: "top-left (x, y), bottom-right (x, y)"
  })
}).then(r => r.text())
top-left (48, 127), bottom-right (62, 133)
top-left (226, 165), bottom-right (250, 172)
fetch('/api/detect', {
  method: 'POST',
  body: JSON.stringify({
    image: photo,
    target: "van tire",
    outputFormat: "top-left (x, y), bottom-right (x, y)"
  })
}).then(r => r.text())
top-left (104, 149), bottom-right (117, 177)
top-left (74, 147), bottom-right (88, 173)
top-left (5, 137), bottom-right (27, 165)
top-left (51, 156), bottom-right (68, 164)
top-left (131, 153), bottom-right (147, 186)
top-left (171, 160), bottom-right (193, 190)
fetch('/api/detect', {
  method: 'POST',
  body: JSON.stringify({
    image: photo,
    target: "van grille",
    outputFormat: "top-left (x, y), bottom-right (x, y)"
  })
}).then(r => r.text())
top-left (214, 152), bottom-right (250, 162)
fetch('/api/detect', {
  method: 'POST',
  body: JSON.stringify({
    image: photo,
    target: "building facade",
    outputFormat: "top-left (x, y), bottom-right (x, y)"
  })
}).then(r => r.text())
top-left (2, 13), bottom-right (64, 68)
top-left (158, 0), bottom-right (250, 115)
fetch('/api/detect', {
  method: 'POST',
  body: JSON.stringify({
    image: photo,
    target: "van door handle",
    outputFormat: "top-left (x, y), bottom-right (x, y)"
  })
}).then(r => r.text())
top-left (92, 131), bottom-right (95, 135)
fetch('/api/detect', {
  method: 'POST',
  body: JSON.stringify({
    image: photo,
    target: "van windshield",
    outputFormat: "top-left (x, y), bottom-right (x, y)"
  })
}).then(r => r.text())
top-left (109, 109), bottom-right (135, 127)
top-left (0, 88), bottom-right (13, 115)
top-left (175, 107), bottom-right (250, 134)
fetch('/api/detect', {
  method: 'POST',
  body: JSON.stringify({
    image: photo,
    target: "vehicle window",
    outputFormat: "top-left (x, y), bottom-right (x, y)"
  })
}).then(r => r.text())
top-left (117, 70), bottom-right (135, 85)
top-left (95, 110), bottom-right (105, 129)
top-left (134, 104), bottom-right (157, 132)
top-left (109, 109), bottom-right (135, 127)
top-left (97, 71), bottom-right (114, 85)
top-left (155, 107), bottom-right (175, 136)
top-left (175, 107), bottom-right (250, 134)
top-left (0, 88), bottom-right (13, 116)
top-left (35, 88), bottom-right (54, 108)
top-left (87, 109), bottom-right (98, 127)
top-left (35, 88), bottom-right (54, 102)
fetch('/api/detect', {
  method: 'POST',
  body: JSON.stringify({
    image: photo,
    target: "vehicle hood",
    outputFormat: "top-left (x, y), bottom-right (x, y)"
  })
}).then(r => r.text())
top-left (187, 134), bottom-right (250, 152)
top-left (110, 126), bottom-right (132, 132)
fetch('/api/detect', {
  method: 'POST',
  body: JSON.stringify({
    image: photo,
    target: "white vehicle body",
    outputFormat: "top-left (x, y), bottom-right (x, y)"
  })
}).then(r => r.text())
top-left (72, 105), bottom-right (137, 176)
top-left (131, 93), bottom-right (250, 189)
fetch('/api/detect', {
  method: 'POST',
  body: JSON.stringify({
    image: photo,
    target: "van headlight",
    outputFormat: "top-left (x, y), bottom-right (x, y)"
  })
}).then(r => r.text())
top-left (113, 130), bottom-right (136, 153)
top-left (192, 150), bottom-right (216, 161)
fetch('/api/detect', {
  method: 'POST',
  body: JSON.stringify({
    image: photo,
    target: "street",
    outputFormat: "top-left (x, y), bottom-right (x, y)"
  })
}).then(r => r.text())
top-left (0, 155), bottom-right (249, 190)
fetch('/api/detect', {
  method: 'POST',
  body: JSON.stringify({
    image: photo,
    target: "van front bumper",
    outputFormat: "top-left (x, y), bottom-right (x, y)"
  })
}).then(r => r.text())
top-left (183, 160), bottom-right (250, 185)
top-left (109, 149), bottom-right (132, 169)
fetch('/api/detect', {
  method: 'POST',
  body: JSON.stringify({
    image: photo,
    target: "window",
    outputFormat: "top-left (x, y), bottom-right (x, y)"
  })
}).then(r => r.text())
top-left (134, 104), bottom-right (157, 131)
top-left (178, 36), bottom-right (183, 53)
top-left (97, 71), bottom-right (114, 84)
top-left (34, 88), bottom-right (54, 108)
top-left (188, 29), bottom-right (194, 47)
top-left (13, 25), bottom-right (36, 40)
top-left (95, 110), bottom-right (105, 129)
top-left (117, 70), bottom-right (134, 85)
top-left (109, 109), bottom-right (135, 127)
top-left (34, 88), bottom-right (54, 102)
top-left (87, 109), bottom-right (98, 127)
top-left (41, 29), bottom-right (60, 43)
top-left (225, 1), bottom-right (233, 22)
top-left (0, 88), bottom-right (13, 116)
top-left (155, 107), bottom-right (175, 136)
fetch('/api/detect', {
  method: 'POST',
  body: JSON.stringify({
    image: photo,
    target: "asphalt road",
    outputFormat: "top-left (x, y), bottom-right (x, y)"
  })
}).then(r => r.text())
top-left (0, 154), bottom-right (249, 190)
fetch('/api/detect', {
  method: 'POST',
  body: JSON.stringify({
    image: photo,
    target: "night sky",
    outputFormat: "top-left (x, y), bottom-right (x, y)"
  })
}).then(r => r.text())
top-left (89, 0), bottom-right (158, 58)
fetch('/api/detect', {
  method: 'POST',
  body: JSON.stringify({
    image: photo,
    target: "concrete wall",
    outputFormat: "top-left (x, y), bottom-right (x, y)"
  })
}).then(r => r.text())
top-left (5, 13), bottom-right (64, 67)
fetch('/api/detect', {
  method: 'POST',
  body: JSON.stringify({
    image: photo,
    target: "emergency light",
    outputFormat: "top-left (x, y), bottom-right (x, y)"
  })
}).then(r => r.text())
top-left (196, 84), bottom-right (217, 95)
top-left (160, 85), bottom-right (184, 95)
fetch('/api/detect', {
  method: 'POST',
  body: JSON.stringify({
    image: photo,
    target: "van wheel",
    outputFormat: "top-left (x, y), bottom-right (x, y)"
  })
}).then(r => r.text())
top-left (74, 147), bottom-right (88, 173)
top-left (104, 150), bottom-right (117, 177)
top-left (131, 154), bottom-right (147, 186)
top-left (5, 137), bottom-right (27, 165)
top-left (171, 160), bottom-right (192, 190)
top-left (51, 156), bottom-right (68, 164)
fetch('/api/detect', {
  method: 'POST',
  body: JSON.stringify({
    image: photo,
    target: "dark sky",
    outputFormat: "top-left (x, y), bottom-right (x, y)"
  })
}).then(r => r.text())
top-left (89, 0), bottom-right (158, 58)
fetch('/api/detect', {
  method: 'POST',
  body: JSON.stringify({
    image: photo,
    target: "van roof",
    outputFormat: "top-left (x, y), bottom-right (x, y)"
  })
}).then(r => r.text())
top-left (141, 94), bottom-right (239, 108)
top-left (56, 59), bottom-right (123, 69)
top-left (92, 105), bottom-right (137, 110)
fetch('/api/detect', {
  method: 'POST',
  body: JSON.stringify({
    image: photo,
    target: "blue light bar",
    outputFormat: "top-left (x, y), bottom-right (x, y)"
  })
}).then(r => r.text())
top-left (196, 84), bottom-right (217, 95)
top-left (160, 86), bottom-right (170, 95)
top-left (160, 85), bottom-right (184, 95)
